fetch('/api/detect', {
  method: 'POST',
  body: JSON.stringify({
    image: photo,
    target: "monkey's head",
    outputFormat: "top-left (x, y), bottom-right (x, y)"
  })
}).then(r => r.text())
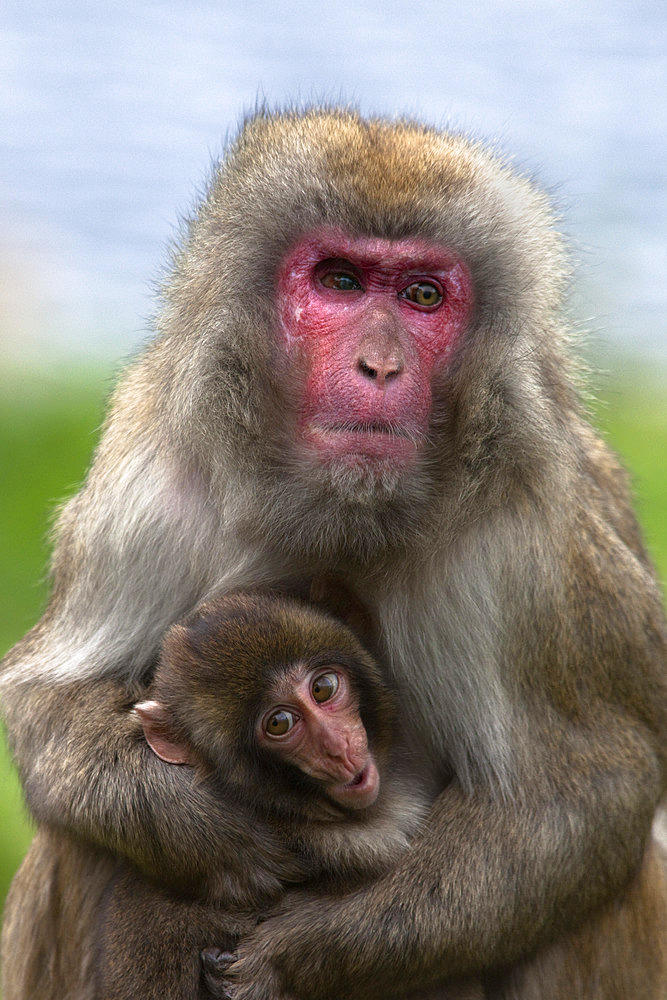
top-left (135, 592), bottom-right (394, 818)
top-left (154, 108), bottom-right (569, 562)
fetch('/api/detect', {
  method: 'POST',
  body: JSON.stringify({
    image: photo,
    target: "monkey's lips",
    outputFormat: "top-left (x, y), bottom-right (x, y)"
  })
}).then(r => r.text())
top-left (326, 759), bottom-right (380, 810)
top-left (305, 423), bottom-right (419, 464)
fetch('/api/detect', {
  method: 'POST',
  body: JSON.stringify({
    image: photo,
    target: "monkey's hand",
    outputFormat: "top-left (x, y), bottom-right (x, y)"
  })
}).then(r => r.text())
top-left (201, 948), bottom-right (238, 999)
top-left (219, 891), bottom-right (315, 1000)
top-left (202, 947), bottom-right (291, 1000)
top-left (224, 714), bottom-right (661, 1000)
top-left (224, 888), bottom-right (381, 1000)
top-left (222, 949), bottom-right (288, 1000)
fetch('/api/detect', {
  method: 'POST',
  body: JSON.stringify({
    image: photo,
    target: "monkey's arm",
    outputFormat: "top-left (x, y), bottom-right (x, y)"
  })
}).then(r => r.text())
top-left (1, 674), bottom-right (305, 905)
top-left (226, 709), bottom-right (662, 1000)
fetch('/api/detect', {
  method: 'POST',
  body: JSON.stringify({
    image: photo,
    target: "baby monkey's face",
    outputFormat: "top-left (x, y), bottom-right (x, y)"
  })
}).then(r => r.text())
top-left (257, 663), bottom-right (380, 811)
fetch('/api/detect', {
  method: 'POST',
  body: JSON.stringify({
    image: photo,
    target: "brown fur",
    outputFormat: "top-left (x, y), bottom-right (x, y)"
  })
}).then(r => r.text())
top-left (1, 107), bottom-right (666, 998)
top-left (97, 591), bottom-right (473, 1000)
top-left (492, 840), bottom-right (667, 999)
top-left (4, 593), bottom-right (477, 999)
top-left (2, 831), bottom-right (112, 1000)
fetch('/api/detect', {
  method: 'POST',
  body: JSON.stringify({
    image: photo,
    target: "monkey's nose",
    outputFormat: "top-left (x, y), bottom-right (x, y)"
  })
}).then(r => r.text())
top-left (356, 315), bottom-right (406, 385)
top-left (321, 730), bottom-right (367, 778)
top-left (357, 355), bottom-right (404, 384)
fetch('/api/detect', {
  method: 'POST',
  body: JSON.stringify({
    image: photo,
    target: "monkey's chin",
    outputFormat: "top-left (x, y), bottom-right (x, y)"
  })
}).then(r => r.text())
top-left (326, 760), bottom-right (380, 811)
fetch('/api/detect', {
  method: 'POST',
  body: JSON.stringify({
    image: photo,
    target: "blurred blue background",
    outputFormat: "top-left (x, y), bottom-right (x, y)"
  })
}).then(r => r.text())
top-left (2, 0), bottom-right (666, 363)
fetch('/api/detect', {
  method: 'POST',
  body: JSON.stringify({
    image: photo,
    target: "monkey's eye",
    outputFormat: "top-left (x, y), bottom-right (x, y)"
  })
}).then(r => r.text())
top-left (399, 281), bottom-right (443, 309)
top-left (319, 266), bottom-right (362, 292)
top-left (265, 709), bottom-right (296, 737)
top-left (311, 672), bottom-right (339, 703)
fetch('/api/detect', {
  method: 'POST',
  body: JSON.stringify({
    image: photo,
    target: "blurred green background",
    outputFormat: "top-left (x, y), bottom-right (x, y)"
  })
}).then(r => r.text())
top-left (0, 359), bottom-right (665, 917)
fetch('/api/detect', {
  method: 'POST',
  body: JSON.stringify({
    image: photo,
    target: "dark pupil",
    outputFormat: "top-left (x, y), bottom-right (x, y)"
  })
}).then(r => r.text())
top-left (419, 285), bottom-right (435, 301)
top-left (312, 674), bottom-right (337, 702)
top-left (269, 711), bottom-right (290, 732)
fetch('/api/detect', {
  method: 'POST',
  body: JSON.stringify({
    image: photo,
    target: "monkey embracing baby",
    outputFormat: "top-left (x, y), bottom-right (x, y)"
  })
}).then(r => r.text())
top-left (1, 107), bottom-right (666, 998)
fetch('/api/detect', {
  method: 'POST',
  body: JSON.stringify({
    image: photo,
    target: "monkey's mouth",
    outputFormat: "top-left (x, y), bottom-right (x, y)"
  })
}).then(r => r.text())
top-left (305, 422), bottom-right (418, 464)
top-left (321, 420), bottom-right (411, 439)
top-left (327, 760), bottom-right (380, 810)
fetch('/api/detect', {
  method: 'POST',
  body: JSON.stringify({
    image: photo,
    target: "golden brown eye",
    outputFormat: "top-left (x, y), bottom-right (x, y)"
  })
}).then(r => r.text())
top-left (320, 272), bottom-right (362, 291)
top-left (311, 672), bottom-right (339, 703)
top-left (265, 709), bottom-right (296, 737)
top-left (400, 281), bottom-right (443, 308)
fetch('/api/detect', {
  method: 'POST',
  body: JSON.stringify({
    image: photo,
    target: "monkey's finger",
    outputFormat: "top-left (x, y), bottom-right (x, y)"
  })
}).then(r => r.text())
top-left (202, 947), bottom-right (237, 971)
top-left (201, 947), bottom-right (238, 997)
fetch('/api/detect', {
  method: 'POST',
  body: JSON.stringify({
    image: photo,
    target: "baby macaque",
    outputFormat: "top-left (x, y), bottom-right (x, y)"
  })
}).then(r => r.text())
top-left (97, 591), bottom-right (480, 999)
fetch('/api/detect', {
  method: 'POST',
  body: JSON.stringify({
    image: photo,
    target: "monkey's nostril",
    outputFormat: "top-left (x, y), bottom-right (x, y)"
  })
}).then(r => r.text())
top-left (359, 360), bottom-right (378, 380)
top-left (358, 358), bottom-right (404, 382)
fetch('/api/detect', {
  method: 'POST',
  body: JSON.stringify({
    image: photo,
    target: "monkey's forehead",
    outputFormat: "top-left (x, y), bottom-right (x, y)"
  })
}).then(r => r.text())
top-left (263, 659), bottom-right (314, 698)
top-left (190, 107), bottom-right (567, 330)
top-left (223, 110), bottom-right (543, 236)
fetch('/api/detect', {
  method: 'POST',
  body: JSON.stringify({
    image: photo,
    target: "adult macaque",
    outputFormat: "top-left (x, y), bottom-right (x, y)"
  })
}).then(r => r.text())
top-left (1, 107), bottom-right (666, 999)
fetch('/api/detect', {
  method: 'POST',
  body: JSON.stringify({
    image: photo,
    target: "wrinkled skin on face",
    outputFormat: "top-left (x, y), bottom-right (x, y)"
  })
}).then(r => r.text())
top-left (277, 229), bottom-right (473, 470)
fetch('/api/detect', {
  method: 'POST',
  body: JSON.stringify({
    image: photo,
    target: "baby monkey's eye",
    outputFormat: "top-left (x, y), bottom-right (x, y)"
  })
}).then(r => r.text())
top-left (265, 709), bottom-right (296, 737)
top-left (311, 672), bottom-right (339, 703)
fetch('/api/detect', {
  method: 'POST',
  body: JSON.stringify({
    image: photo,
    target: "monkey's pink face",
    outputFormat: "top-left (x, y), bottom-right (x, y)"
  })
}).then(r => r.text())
top-left (258, 665), bottom-right (380, 811)
top-left (278, 228), bottom-right (473, 469)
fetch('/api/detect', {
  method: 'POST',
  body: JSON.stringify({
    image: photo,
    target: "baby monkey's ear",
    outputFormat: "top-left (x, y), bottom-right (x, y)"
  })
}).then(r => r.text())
top-left (133, 700), bottom-right (194, 765)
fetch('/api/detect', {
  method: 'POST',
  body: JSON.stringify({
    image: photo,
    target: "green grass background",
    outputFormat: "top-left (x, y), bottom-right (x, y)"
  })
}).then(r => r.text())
top-left (0, 360), bottom-right (665, 916)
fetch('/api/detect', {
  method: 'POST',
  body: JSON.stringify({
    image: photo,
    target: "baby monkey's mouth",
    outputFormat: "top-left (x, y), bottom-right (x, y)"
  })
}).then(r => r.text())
top-left (327, 760), bottom-right (380, 811)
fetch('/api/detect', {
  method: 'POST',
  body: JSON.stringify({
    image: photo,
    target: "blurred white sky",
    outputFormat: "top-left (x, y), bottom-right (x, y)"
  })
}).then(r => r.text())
top-left (2, 0), bottom-right (666, 362)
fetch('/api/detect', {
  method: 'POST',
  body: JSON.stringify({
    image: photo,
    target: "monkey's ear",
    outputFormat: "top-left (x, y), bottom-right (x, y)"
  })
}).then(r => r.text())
top-left (133, 700), bottom-right (194, 765)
